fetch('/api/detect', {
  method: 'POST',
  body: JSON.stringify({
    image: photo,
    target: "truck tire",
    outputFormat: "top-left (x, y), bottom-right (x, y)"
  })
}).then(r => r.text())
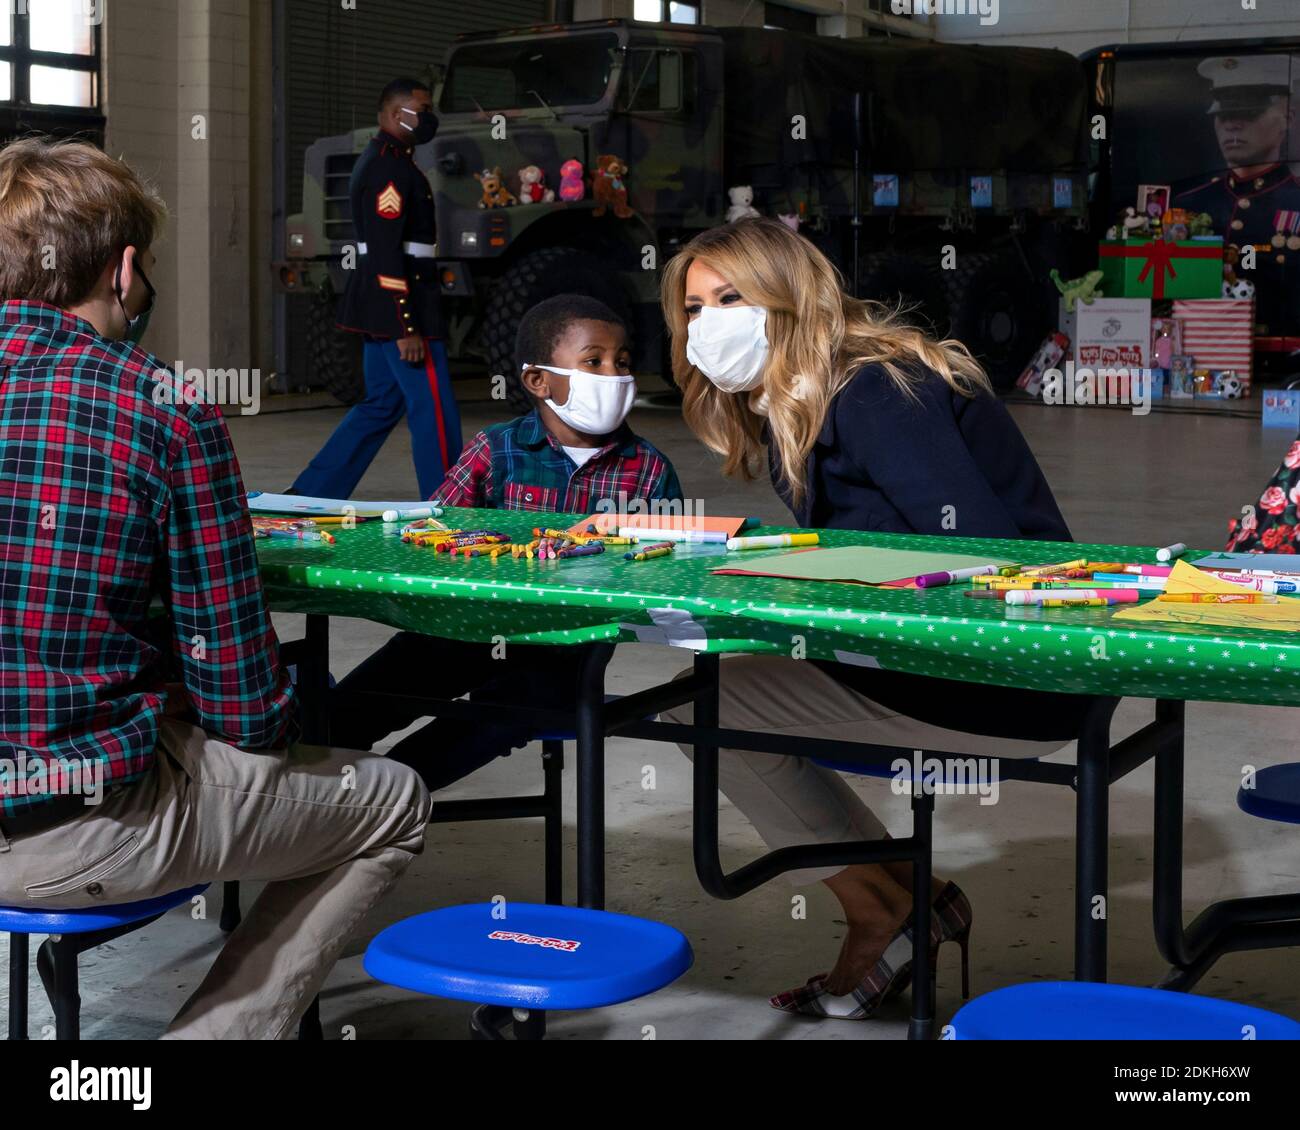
top-left (308, 283), bottom-right (365, 405)
top-left (943, 252), bottom-right (1048, 390)
top-left (856, 252), bottom-right (951, 338)
top-left (482, 247), bottom-right (633, 412)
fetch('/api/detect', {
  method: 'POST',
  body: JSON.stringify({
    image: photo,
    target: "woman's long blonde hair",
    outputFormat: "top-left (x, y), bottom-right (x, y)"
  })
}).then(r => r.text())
top-left (660, 217), bottom-right (991, 510)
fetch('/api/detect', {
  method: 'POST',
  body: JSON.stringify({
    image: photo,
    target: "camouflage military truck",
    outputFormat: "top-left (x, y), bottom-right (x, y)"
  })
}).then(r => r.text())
top-left (277, 19), bottom-right (1090, 405)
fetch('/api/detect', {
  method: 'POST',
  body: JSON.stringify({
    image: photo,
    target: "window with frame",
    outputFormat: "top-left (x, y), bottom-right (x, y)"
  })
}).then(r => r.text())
top-left (617, 48), bottom-right (696, 115)
top-left (0, 0), bottom-right (101, 110)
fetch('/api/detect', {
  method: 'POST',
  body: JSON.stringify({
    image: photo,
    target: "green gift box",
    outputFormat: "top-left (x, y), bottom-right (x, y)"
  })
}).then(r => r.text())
top-left (1097, 238), bottom-right (1223, 299)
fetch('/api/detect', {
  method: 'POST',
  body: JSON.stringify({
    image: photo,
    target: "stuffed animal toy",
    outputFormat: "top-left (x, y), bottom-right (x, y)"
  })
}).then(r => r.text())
top-left (1050, 268), bottom-right (1105, 306)
top-left (517, 165), bottom-right (555, 204)
top-left (726, 186), bottom-right (760, 223)
top-left (592, 154), bottom-right (632, 219)
top-left (474, 167), bottom-right (516, 209)
top-left (1121, 206), bottom-right (1149, 236)
top-left (1188, 211), bottom-right (1215, 237)
top-left (558, 159), bottom-right (586, 202)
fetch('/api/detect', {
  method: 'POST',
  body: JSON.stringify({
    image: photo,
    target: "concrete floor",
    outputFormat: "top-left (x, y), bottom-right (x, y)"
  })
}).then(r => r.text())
top-left (10, 390), bottom-right (1300, 1040)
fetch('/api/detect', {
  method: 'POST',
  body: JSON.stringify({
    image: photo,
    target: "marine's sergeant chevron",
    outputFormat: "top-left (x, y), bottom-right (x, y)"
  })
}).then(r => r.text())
top-left (292, 77), bottom-right (462, 500)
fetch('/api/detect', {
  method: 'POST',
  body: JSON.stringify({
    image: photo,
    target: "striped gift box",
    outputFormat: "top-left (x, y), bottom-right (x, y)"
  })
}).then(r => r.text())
top-left (1171, 298), bottom-right (1255, 385)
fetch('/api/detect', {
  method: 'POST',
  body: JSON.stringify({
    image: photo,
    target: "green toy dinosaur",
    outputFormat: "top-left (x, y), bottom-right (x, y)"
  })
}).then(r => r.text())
top-left (1050, 268), bottom-right (1105, 306)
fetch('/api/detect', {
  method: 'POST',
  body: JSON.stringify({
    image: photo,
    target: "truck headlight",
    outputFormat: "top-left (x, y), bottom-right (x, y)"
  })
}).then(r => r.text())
top-left (460, 231), bottom-right (478, 248)
top-left (289, 232), bottom-right (306, 253)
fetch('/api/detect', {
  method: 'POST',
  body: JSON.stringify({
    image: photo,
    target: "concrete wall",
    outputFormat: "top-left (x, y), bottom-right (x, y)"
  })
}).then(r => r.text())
top-left (915, 0), bottom-right (1299, 53)
top-left (104, 0), bottom-right (270, 376)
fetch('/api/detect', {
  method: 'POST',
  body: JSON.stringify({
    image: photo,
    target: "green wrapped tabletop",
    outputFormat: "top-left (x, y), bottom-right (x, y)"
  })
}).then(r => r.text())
top-left (257, 507), bottom-right (1300, 708)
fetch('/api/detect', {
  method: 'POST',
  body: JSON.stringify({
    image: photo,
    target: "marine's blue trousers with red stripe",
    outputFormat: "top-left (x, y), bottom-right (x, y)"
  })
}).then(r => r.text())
top-left (292, 337), bottom-right (462, 500)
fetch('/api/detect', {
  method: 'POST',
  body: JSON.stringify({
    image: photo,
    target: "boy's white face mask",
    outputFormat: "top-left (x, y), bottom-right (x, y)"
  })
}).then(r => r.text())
top-left (686, 304), bottom-right (769, 393)
top-left (529, 364), bottom-right (636, 435)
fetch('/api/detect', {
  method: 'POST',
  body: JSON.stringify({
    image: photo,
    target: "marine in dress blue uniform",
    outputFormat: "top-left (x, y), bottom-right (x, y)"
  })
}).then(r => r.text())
top-left (1175, 55), bottom-right (1300, 337)
top-left (293, 85), bottom-right (462, 500)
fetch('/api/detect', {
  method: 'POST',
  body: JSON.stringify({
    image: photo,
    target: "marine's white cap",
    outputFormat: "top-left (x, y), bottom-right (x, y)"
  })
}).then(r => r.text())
top-left (1197, 55), bottom-right (1291, 114)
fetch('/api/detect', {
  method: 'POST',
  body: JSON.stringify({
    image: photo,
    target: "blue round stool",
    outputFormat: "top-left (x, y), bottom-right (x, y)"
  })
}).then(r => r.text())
top-left (365, 902), bottom-right (693, 1039)
top-left (2, 885), bottom-right (207, 1040)
top-left (1238, 764), bottom-right (1300, 825)
top-left (3, 884), bottom-right (324, 1040)
top-left (950, 981), bottom-right (1300, 1040)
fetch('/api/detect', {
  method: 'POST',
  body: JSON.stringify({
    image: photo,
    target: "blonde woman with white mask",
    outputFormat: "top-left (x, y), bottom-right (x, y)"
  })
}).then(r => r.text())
top-left (660, 218), bottom-right (1089, 1022)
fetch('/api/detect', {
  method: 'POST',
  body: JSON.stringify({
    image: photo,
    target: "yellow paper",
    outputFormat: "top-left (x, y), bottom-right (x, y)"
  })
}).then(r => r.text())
top-left (1112, 560), bottom-right (1300, 632)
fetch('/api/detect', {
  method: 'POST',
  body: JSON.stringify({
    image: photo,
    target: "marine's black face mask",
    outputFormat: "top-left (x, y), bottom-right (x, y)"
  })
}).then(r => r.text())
top-left (399, 107), bottom-right (438, 145)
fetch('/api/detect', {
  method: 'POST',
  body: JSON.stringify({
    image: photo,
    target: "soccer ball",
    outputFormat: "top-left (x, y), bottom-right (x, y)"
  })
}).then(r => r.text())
top-left (1223, 277), bottom-right (1256, 299)
top-left (1218, 373), bottom-right (1245, 399)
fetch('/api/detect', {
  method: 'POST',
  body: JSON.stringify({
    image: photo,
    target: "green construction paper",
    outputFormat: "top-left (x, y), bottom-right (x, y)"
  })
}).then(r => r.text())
top-left (713, 545), bottom-right (1015, 585)
top-left (256, 506), bottom-right (1300, 708)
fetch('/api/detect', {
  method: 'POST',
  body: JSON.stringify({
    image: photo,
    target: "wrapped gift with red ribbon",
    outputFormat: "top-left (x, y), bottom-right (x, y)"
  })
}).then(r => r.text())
top-left (1097, 237), bottom-right (1223, 299)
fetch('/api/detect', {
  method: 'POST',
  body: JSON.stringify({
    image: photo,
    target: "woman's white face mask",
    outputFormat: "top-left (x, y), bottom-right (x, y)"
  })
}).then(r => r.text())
top-left (530, 364), bottom-right (636, 435)
top-left (686, 304), bottom-right (769, 393)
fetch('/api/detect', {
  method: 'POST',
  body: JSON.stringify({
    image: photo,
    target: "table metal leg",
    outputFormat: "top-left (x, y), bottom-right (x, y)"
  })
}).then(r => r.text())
top-left (1074, 698), bottom-right (1116, 981)
top-left (909, 790), bottom-right (935, 1041)
top-left (691, 653), bottom-right (725, 897)
top-left (1153, 698), bottom-right (1189, 975)
top-left (8, 932), bottom-right (27, 1040)
top-left (299, 614), bottom-right (332, 745)
top-left (575, 642), bottom-right (616, 910)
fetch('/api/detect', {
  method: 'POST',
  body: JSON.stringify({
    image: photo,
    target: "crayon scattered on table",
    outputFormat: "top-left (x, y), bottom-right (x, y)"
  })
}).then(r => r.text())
top-left (556, 542), bottom-right (605, 559)
top-left (1157, 592), bottom-right (1277, 604)
top-left (1156, 542), bottom-right (1187, 563)
top-left (1039, 598), bottom-right (1114, 608)
top-left (915, 563), bottom-right (1009, 588)
top-left (625, 546), bottom-right (674, 562)
top-left (1020, 559), bottom-right (1089, 576)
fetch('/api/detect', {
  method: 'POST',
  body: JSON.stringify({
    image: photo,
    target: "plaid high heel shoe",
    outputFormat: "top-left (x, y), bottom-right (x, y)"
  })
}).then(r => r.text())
top-left (769, 881), bottom-right (972, 1021)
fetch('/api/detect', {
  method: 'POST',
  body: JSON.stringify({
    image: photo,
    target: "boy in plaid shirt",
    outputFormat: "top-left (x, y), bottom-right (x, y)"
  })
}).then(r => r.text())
top-left (0, 139), bottom-right (429, 1038)
top-left (332, 295), bottom-right (684, 788)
